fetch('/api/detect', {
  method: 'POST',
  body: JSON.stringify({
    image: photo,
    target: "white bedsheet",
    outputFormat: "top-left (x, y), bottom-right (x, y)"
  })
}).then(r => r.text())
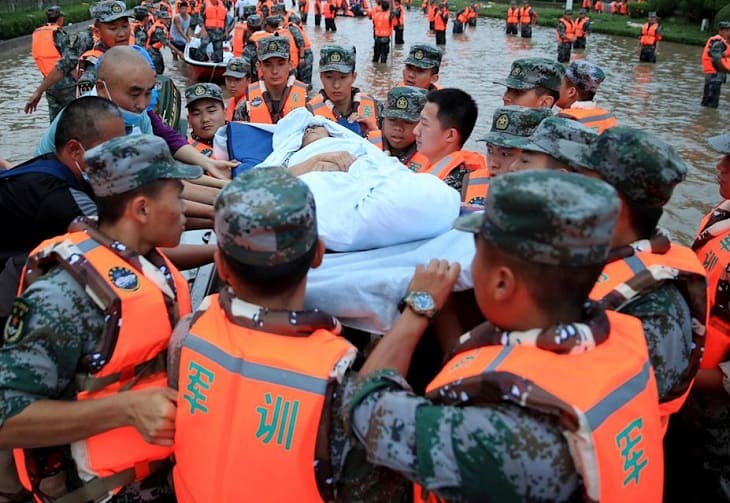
top-left (304, 228), bottom-right (476, 334)
top-left (231, 108), bottom-right (462, 252)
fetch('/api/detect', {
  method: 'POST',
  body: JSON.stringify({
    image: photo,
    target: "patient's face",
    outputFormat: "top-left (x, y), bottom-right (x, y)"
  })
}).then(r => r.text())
top-left (301, 125), bottom-right (330, 148)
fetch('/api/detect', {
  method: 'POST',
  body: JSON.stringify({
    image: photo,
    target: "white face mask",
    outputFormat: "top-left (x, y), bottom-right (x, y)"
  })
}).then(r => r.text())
top-left (99, 80), bottom-right (145, 132)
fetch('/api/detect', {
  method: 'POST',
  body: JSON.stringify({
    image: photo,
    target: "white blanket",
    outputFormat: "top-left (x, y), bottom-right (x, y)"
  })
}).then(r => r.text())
top-left (259, 108), bottom-right (462, 251)
top-left (305, 228), bottom-right (476, 334)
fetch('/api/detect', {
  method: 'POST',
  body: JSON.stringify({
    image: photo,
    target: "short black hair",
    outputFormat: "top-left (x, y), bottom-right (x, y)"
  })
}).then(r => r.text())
top-left (54, 97), bottom-right (122, 152)
top-left (425, 88), bottom-right (478, 147)
top-left (482, 240), bottom-right (604, 318)
top-left (95, 179), bottom-right (174, 224)
top-left (220, 240), bottom-right (318, 297)
top-left (534, 86), bottom-right (560, 104)
top-left (381, 1), bottom-right (390, 9)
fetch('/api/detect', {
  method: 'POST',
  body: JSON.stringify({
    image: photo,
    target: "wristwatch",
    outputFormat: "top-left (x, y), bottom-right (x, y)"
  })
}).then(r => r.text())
top-left (398, 291), bottom-right (438, 319)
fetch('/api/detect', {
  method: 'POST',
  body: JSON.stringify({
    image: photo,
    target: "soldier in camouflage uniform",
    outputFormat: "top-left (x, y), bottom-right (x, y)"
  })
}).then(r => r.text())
top-left (701, 21), bottom-right (730, 108)
top-left (147, 9), bottom-right (180, 75)
top-left (666, 132), bottom-right (730, 502)
top-left (167, 166), bottom-right (409, 502)
top-left (494, 57), bottom-right (565, 108)
top-left (0, 135), bottom-right (202, 503)
top-left (25, 6), bottom-right (79, 122)
top-left (560, 127), bottom-right (707, 423)
top-left (286, 13), bottom-right (312, 87)
top-left (345, 169), bottom-right (664, 501)
top-left (400, 43), bottom-right (441, 91)
top-left (479, 105), bottom-right (552, 176)
top-left (506, 115), bottom-right (597, 172)
top-left (381, 86), bottom-right (426, 166)
top-left (185, 83), bottom-right (226, 156)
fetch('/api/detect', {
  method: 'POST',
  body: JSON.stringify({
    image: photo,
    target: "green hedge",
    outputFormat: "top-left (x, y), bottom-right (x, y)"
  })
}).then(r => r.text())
top-left (0, 0), bottom-right (141, 40)
top-left (455, 1), bottom-right (711, 45)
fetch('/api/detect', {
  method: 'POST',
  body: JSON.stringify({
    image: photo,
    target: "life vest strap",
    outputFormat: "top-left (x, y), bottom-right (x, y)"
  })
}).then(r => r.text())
top-left (53, 459), bottom-right (170, 503)
top-left (74, 351), bottom-right (167, 393)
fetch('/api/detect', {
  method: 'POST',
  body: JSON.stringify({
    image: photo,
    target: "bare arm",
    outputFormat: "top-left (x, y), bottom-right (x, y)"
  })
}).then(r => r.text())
top-left (25, 67), bottom-right (65, 114)
top-left (288, 151), bottom-right (356, 176)
top-left (174, 144), bottom-right (236, 179)
top-left (182, 180), bottom-right (220, 205)
top-left (162, 244), bottom-right (216, 270)
top-left (0, 388), bottom-right (176, 449)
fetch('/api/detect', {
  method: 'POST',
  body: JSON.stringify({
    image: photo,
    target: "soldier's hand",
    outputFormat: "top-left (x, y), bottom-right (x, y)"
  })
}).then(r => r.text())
top-left (348, 113), bottom-right (378, 135)
top-left (127, 387), bottom-right (177, 446)
top-left (203, 158), bottom-right (237, 179)
top-left (407, 259), bottom-right (461, 309)
top-left (24, 90), bottom-right (43, 114)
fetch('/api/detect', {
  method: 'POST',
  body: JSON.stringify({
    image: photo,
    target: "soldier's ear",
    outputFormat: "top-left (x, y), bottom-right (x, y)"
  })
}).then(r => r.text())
top-left (310, 239), bottom-right (326, 269)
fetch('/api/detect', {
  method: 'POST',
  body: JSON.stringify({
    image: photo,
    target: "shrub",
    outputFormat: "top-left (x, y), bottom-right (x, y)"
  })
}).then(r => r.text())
top-left (655, 0), bottom-right (679, 16)
top-left (715, 1), bottom-right (730, 22)
top-left (629, 0), bottom-right (655, 17)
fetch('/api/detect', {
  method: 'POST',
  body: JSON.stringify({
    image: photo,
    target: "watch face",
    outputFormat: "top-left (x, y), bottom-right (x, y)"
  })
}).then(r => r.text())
top-left (412, 292), bottom-right (436, 311)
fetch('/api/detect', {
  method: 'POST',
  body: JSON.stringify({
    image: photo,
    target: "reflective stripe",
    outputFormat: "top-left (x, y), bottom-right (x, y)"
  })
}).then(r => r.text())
top-left (184, 333), bottom-right (329, 395)
top-left (427, 155), bottom-right (452, 176)
top-left (623, 254), bottom-right (646, 275)
top-left (309, 101), bottom-right (326, 112)
top-left (77, 238), bottom-right (101, 253)
top-left (484, 345), bottom-right (513, 372)
top-left (468, 176), bottom-right (490, 185)
top-left (574, 112), bottom-right (616, 124)
top-left (585, 360), bottom-right (652, 430)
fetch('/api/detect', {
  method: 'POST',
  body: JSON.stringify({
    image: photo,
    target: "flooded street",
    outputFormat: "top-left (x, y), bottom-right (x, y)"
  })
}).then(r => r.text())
top-left (1, 10), bottom-right (728, 242)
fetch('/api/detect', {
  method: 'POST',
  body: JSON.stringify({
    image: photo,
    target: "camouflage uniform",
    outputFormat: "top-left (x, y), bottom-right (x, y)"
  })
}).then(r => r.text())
top-left (0, 135), bottom-right (201, 503)
top-left (511, 115), bottom-right (597, 168)
top-left (380, 86), bottom-right (426, 164)
top-left (132, 6), bottom-right (152, 46)
top-left (493, 57), bottom-right (565, 97)
top-left (38, 7), bottom-right (77, 122)
top-left (346, 170), bottom-right (624, 502)
top-left (639, 13), bottom-right (662, 63)
top-left (222, 58), bottom-right (252, 121)
top-left (564, 60), bottom-right (605, 95)
top-left (287, 14), bottom-right (312, 86)
top-left (72, 24), bottom-right (95, 55)
top-left (167, 167), bottom-right (409, 502)
top-left (200, 0), bottom-right (227, 62)
top-left (242, 15), bottom-right (263, 80)
top-left (573, 9), bottom-right (590, 48)
top-left (701, 21), bottom-right (730, 108)
top-left (560, 127), bottom-right (695, 401)
top-left (147, 11), bottom-right (172, 75)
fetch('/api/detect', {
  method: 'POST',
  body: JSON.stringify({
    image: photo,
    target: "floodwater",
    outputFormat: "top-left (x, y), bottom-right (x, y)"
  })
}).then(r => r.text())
top-left (0, 10), bottom-right (727, 243)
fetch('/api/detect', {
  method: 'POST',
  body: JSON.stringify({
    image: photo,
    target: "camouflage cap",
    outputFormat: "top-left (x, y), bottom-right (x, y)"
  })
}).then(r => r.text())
top-left (565, 61), bottom-right (606, 93)
top-left (264, 14), bottom-right (282, 26)
top-left (133, 5), bottom-right (149, 18)
top-left (520, 116), bottom-right (598, 166)
top-left (404, 44), bottom-right (442, 70)
top-left (319, 45), bottom-right (355, 73)
top-left (185, 83), bottom-right (224, 107)
top-left (708, 133), bottom-right (730, 153)
top-left (90, 0), bottom-right (132, 23)
top-left (257, 35), bottom-right (290, 61)
top-left (84, 135), bottom-right (203, 197)
top-left (480, 105), bottom-right (553, 148)
top-left (46, 5), bottom-right (64, 19)
top-left (381, 86), bottom-right (427, 122)
top-left (454, 170), bottom-right (620, 266)
top-left (560, 127), bottom-right (688, 208)
top-left (222, 57), bottom-right (251, 78)
top-left (289, 12), bottom-right (301, 23)
top-left (215, 166), bottom-right (318, 266)
top-left (719, 20), bottom-right (730, 29)
top-left (157, 9), bottom-right (171, 18)
top-left (247, 14), bottom-right (263, 27)
top-left (493, 57), bottom-right (566, 93)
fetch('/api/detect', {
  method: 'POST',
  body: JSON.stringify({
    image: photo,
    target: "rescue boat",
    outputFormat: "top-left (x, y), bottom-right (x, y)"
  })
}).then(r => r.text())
top-left (183, 41), bottom-right (227, 83)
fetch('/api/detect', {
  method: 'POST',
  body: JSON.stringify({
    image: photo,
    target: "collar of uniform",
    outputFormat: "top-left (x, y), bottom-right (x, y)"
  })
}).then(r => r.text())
top-left (693, 200), bottom-right (730, 251)
top-left (445, 301), bottom-right (610, 361)
top-left (571, 100), bottom-right (598, 109)
top-left (218, 286), bottom-right (341, 336)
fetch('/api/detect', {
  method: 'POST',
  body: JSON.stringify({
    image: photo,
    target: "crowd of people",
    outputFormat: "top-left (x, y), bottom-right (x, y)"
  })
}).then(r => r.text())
top-left (5, 0), bottom-right (730, 501)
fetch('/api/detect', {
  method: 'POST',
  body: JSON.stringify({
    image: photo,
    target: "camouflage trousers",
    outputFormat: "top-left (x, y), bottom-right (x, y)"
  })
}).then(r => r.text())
top-left (452, 21), bottom-right (464, 34)
top-left (148, 47), bottom-right (165, 75)
top-left (297, 49), bottom-right (313, 87)
top-left (557, 41), bottom-right (572, 63)
top-left (207, 28), bottom-right (225, 62)
top-left (45, 84), bottom-right (76, 123)
top-left (702, 72), bottom-right (726, 108)
top-left (639, 45), bottom-right (656, 63)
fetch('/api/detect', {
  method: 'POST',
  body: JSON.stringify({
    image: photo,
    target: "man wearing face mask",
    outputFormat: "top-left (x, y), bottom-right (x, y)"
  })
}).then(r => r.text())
top-left (0, 96), bottom-right (124, 503)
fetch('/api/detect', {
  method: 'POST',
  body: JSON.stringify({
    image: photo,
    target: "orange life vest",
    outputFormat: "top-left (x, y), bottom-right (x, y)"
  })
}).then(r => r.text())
top-left (694, 207), bottom-right (730, 368)
top-left (391, 6), bottom-right (405, 27)
top-left (466, 5), bottom-right (477, 20)
top-left (188, 137), bottom-right (215, 157)
top-left (76, 48), bottom-right (105, 83)
top-left (610, 1), bottom-right (619, 13)
top-left (559, 107), bottom-right (617, 133)
top-left (248, 29), bottom-right (270, 50)
top-left (323, 0), bottom-right (336, 19)
top-left (406, 151), bottom-right (429, 172)
top-left (372, 9), bottom-right (392, 35)
top-left (463, 167), bottom-right (490, 204)
top-left (307, 92), bottom-right (379, 135)
top-left (506, 7), bottom-right (519, 23)
top-left (518, 5), bottom-right (533, 24)
top-left (227, 95), bottom-right (245, 121)
top-left (456, 8), bottom-right (469, 24)
top-left (575, 16), bottom-right (589, 37)
top-left (640, 22), bottom-right (661, 46)
top-left (619, 1), bottom-right (627, 14)
top-left (204, 0), bottom-right (227, 29)
top-left (433, 7), bottom-right (447, 30)
top-left (31, 24), bottom-right (61, 77)
top-left (246, 79), bottom-right (308, 123)
top-left (274, 28), bottom-right (300, 68)
top-left (418, 150), bottom-right (486, 180)
top-left (299, 0), bottom-right (310, 14)
top-left (231, 22), bottom-right (246, 56)
top-left (594, 0), bottom-right (604, 11)
top-left (416, 311), bottom-right (663, 503)
top-left (702, 34), bottom-right (730, 74)
top-left (590, 245), bottom-right (708, 430)
top-left (146, 20), bottom-right (168, 49)
top-left (298, 24), bottom-right (312, 49)
top-left (14, 228), bottom-right (190, 502)
top-left (427, 3), bottom-right (436, 21)
top-left (582, 0), bottom-right (592, 7)
top-left (557, 17), bottom-right (576, 42)
top-left (172, 293), bottom-right (354, 503)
